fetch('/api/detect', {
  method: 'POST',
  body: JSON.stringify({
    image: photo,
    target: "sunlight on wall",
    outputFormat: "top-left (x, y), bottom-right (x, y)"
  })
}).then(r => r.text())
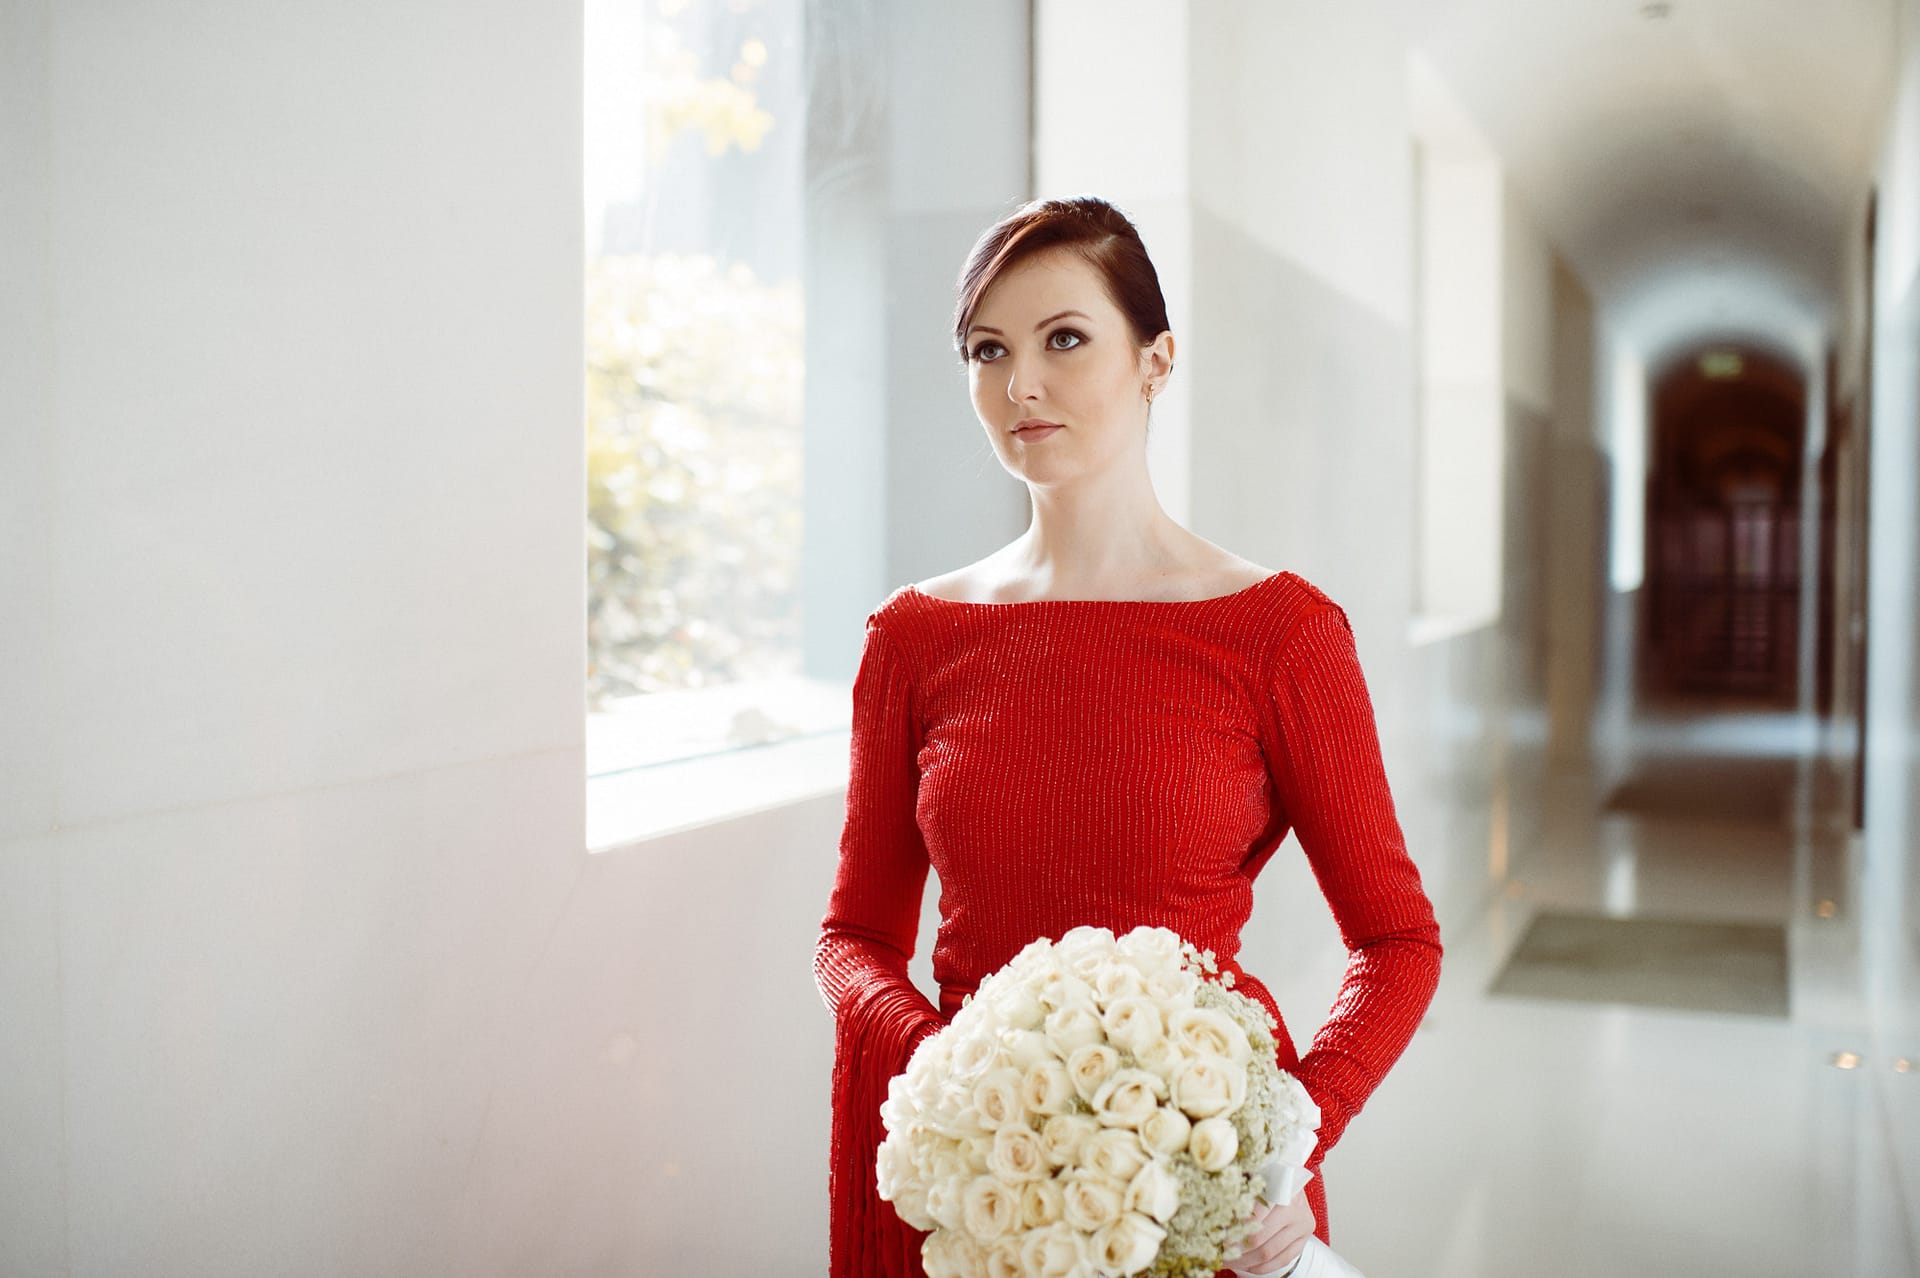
top-left (1607, 340), bottom-right (1647, 592)
top-left (1410, 53), bottom-right (1504, 635)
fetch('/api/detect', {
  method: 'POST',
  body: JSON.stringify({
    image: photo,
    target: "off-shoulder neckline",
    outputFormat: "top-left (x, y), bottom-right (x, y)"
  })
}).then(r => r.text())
top-left (901, 569), bottom-right (1292, 609)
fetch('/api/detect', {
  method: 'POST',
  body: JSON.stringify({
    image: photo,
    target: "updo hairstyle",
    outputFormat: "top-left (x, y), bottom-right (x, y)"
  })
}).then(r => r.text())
top-left (952, 195), bottom-right (1171, 361)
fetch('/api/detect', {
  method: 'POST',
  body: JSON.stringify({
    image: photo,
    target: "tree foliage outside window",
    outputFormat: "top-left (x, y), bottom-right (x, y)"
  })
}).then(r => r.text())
top-left (586, 0), bottom-right (803, 717)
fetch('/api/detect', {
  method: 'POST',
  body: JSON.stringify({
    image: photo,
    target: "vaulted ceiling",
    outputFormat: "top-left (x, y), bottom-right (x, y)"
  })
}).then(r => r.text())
top-left (1404, 0), bottom-right (1899, 366)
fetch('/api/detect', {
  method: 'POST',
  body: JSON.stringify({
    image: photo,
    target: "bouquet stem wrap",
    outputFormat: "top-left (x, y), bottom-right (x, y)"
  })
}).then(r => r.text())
top-left (1224, 1157), bottom-right (1366, 1278)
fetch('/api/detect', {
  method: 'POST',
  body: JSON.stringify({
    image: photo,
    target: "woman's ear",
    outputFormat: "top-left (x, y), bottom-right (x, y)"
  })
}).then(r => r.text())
top-left (1144, 332), bottom-right (1175, 384)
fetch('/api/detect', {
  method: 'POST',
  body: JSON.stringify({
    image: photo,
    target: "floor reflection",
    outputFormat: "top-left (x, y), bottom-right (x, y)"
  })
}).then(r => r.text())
top-left (1328, 699), bottom-right (1916, 1276)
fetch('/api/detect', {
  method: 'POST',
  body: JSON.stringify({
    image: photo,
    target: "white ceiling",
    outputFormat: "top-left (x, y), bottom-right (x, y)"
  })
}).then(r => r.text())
top-left (1405, 0), bottom-right (1900, 366)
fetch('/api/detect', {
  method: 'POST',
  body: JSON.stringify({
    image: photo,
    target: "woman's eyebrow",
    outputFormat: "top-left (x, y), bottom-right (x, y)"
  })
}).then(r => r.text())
top-left (966, 309), bottom-right (1092, 338)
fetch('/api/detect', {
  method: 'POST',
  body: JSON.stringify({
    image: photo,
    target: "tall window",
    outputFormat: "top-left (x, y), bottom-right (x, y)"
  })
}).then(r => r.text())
top-left (585, 0), bottom-right (816, 779)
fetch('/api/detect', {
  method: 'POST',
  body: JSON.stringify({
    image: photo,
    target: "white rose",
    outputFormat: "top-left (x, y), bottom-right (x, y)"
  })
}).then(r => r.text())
top-left (984, 1237), bottom-right (1026, 1278)
top-left (925, 1174), bottom-right (968, 1231)
top-left (1060, 1172), bottom-right (1126, 1232)
top-left (962, 1132), bottom-right (993, 1174)
top-left (1093, 1211), bottom-right (1168, 1276)
top-left (1084, 1127), bottom-right (1150, 1183)
top-left (1065, 946), bottom-right (1109, 982)
top-left (932, 1148), bottom-right (972, 1187)
top-left (949, 995), bottom-right (995, 1038)
top-left (929, 1103), bottom-right (988, 1144)
top-left (962, 1174), bottom-right (1021, 1243)
top-left (875, 1137), bottom-right (906, 1198)
top-left (1188, 1117), bottom-right (1240, 1172)
top-left (1055, 925), bottom-right (1113, 964)
top-left (1020, 1177), bottom-right (1066, 1228)
top-left (1091, 1069), bottom-right (1168, 1131)
top-left (987, 1124), bottom-right (1049, 1182)
top-left (1001, 1027), bottom-right (1053, 1072)
top-left (1101, 996), bottom-right (1166, 1057)
top-left (882, 1073), bottom-right (919, 1130)
top-left (1066, 1043), bottom-right (1121, 1105)
top-left (890, 1181), bottom-right (934, 1233)
top-left (1035, 969), bottom-right (1094, 1013)
top-left (878, 1141), bottom-right (937, 1229)
top-left (922, 1228), bottom-right (984, 1278)
top-left (878, 1095), bottom-right (917, 1136)
top-left (1039, 1112), bottom-right (1099, 1168)
top-left (910, 1031), bottom-right (955, 1076)
top-left (988, 979), bottom-right (1046, 1031)
top-left (1132, 1034), bottom-right (1187, 1079)
top-left (951, 1032), bottom-right (1006, 1082)
top-left (1138, 1106), bottom-right (1191, 1157)
top-left (1168, 1007), bottom-right (1253, 1065)
top-left (972, 1067), bottom-right (1027, 1130)
top-left (1170, 1056), bottom-right (1247, 1120)
top-left (1010, 936), bottom-right (1055, 968)
top-left (1090, 960), bottom-right (1148, 1007)
top-left (905, 1127), bottom-right (942, 1177)
top-left (908, 1041), bottom-right (953, 1107)
top-left (1119, 925), bottom-right (1184, 971)
top-left (1143, 967), bottom-right (1200, 1005)
top-left (908, 1071), bottom-right (943, 1112)
top-left (1021, 1058), bottom-right (1076, 1116)
top-left (1125, 1159), bottom-right (1182, 1223)
top-left (1097, 1213), bottom-right (1167, 1277)
top-left (1022, 1221), bottom-right (1092, 1278)
top-left (1042, 1002), bottom-right (1105, 1057)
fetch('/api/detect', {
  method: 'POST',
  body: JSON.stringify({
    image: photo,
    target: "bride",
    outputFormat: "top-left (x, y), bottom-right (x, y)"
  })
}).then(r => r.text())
top-left (814, 194), bottom-right (1441, 1277)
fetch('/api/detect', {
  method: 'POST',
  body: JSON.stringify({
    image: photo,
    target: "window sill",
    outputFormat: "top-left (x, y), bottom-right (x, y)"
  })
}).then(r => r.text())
top-left (586, 728), bottom-right (851, 852)
top-left (1407, 610), bottom-right (1497, 647)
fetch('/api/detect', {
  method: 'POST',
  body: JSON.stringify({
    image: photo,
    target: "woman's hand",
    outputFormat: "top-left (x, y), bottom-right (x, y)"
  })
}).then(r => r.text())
top-left (1220, 1190), bottom-right (1315, 1274)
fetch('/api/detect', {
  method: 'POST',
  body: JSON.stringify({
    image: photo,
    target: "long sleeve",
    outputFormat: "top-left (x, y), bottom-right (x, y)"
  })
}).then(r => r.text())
top-left (814, 611), bottom-right (946, 1277)
top-left (1264, 600), bottom-right (1442, 1159)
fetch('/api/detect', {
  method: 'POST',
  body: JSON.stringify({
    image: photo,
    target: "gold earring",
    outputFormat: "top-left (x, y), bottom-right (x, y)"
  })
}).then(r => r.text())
top-left (1144, 383), bottom-right (1156, 402)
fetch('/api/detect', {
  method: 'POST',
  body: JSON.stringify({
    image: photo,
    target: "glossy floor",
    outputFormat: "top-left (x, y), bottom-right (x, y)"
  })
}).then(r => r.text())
top-left (1301, 705), bottom-right (1918, 1277)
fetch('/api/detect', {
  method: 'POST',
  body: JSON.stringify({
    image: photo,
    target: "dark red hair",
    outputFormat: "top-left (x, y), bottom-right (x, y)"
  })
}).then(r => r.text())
top-left (952, 195), bottom-right (1171, 359)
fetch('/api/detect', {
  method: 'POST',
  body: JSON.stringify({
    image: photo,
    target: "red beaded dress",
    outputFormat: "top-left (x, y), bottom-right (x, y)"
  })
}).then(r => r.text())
top-left (813, 570), bottom-right (1442, 1277)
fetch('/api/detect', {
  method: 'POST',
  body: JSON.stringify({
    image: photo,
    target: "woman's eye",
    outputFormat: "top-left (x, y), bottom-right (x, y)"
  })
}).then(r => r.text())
top-left (967, 332), bottom-right (1080, 361)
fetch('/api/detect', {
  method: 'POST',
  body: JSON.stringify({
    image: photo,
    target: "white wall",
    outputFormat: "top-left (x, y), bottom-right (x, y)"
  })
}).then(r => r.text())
top-left (1, 2), bottom-right (1045, 1273)
top-left (1413, 144), bottom-right (1504, 631)
top-left (1544, 258), bottom-right (1604, 767)
top-left (1860, 0), bottom-right (1920, 1235)
top-left (1182, 0), bottom-right (1416, 736)
top-left (0, 2), bottom-right (598, 1272)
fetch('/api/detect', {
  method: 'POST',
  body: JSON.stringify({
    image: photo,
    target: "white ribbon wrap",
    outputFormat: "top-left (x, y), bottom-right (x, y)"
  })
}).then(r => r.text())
top-left (1228, 1126), bottom-right (1367, 1278)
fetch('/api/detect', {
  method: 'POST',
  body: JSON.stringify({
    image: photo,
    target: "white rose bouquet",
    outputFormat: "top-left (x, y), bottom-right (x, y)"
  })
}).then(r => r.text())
top-left (874, 925), bottom-right (1323, 1278)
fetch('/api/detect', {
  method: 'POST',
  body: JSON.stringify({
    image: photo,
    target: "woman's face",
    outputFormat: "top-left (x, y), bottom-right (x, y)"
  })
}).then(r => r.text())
top-left (962, 248), bottom-right (1171, 484)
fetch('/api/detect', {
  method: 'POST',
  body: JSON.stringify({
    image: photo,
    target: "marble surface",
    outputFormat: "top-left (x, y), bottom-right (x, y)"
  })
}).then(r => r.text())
top-left (1308, 704), bottom-right (1919, 1277)
top-left (1491, 910), bottom-right (1790, 1018)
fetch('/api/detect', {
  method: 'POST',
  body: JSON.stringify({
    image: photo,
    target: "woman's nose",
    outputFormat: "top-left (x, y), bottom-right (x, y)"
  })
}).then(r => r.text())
top-left (1004, 355), bottom-right (1041, 403)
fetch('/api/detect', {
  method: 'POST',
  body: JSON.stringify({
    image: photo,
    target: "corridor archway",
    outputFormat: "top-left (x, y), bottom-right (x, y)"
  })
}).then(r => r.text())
top-left (1641, 347), bottom-right (1806, 702)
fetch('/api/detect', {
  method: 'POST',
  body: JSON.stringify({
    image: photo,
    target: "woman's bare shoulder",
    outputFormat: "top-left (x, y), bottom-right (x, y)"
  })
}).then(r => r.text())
top-left (912, 544), bottom-right (1276, 604)
top-left (908, 564), bottom-right (996, 604)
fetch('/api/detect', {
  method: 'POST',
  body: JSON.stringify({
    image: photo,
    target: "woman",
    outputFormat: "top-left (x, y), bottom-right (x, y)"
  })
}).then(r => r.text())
top-left (814, 195), bottom-right (1441, 1276)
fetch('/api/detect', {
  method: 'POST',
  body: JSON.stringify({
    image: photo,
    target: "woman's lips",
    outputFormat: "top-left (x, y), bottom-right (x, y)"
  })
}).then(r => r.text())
top-left (1014, 419), bottom-right (1063, 441)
